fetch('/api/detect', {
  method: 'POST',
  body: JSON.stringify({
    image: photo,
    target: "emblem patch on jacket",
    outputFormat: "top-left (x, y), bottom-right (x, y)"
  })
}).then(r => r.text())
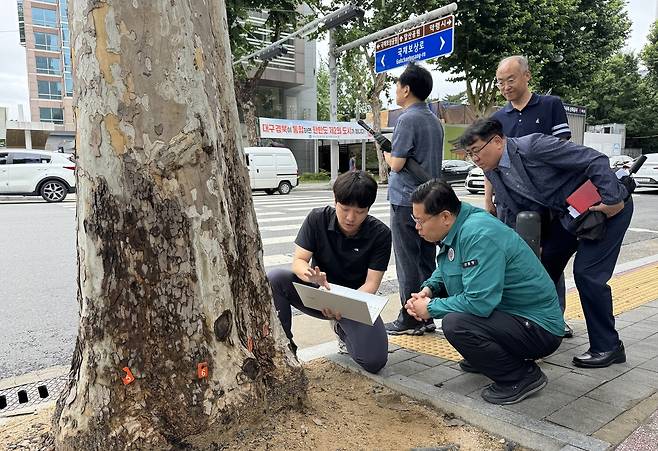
top-left (462, 259), bottom-right (478, 268)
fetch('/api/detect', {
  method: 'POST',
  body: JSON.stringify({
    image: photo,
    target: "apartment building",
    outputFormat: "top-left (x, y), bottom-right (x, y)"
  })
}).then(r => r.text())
top-left (17, 0), bottom-right (74, 134)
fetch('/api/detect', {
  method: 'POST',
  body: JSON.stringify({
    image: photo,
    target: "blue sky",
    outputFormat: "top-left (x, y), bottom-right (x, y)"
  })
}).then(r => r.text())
top-left (0, 0), bottom-right (655, 119)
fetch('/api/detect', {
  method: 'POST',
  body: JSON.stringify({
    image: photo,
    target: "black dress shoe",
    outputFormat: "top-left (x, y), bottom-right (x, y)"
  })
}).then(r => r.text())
top-left (573, 342), bottom-right (626, 368)
top-left (564, 323), bottom-right (574, 338)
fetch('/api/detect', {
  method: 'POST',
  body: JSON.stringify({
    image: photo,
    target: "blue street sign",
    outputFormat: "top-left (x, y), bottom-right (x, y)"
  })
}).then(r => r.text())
top-left (375, 16), bottom-right (455, 74)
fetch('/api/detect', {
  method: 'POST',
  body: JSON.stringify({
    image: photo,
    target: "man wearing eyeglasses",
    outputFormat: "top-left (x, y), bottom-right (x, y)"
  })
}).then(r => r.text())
top-left (405, 180), bottom-right (564, 405)
top-left (488, 55), bottom-right (574, 338)
top-left (457, 118), bottom-right (633, 369)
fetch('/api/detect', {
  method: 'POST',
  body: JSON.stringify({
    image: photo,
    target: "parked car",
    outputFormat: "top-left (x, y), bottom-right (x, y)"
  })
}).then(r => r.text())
top-left (632, 153), bottom-right (658, 188)
top-left (441, 159), bottom-right (474, 184)
top-left (465, 166), bottom-right (485, 193)
top-left (0, 149), bottom-right (76, 202)
top-left (244, 147), bottom-right (299, 195)
top-left (608, 155), bottom-right (633, 170)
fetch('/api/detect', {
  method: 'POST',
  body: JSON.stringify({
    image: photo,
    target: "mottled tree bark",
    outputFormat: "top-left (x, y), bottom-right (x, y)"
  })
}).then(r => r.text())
top-left (53, 1), bottom-right (306, 449)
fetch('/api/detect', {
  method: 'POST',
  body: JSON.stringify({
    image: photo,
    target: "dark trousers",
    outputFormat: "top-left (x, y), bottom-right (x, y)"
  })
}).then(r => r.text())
top-left (540, 200), bottom-right (634, 352)
top-left (390, 204), bottom-right (437, 324)
top-left (442, 311), bottom-right (562, 384)
top-left (267, 268), bottom-right (388, 373)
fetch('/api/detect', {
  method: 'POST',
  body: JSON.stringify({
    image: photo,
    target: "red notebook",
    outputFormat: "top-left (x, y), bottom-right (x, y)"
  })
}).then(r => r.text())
top-left (566, 180), bottom-right (602, 214)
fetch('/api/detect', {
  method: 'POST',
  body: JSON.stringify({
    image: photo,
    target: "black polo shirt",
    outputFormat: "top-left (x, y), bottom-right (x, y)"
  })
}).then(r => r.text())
top-left (295, 206), bottom-right (392, 289)
top-left (491, 93), bottom-right (571, 139)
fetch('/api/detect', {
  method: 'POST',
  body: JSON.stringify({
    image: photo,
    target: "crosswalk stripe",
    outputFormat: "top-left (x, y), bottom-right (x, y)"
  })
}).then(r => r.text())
top-left (262, 235), bottom-right (297, 245)
top-left (260, 224), bottom-right (301, 232)
top-left (284, 202), bottom-right (391, 212)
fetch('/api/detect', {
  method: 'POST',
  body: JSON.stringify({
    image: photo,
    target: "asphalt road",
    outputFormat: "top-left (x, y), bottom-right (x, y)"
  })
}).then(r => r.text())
top-left (1, 186), bottom-right (657, 379)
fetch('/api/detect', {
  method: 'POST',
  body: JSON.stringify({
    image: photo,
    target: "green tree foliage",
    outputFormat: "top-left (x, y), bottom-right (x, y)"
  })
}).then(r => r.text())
top-left (641, 21), bottom-right (658, 87)
top-left (442, 91), bottom-right (468, 104)
top-left (434, 0), bottom-right (630, 115)
top-left (330, 0), bottom-right (439, 182)
top-left (227, 1), bottom-right (317, 144)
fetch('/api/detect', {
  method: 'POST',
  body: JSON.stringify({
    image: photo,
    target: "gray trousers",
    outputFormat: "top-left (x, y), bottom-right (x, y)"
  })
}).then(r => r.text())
top-left (267, 268), bottom-right (388, 373)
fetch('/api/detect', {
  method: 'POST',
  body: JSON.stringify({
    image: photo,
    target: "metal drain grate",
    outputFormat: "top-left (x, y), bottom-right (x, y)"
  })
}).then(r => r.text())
top-left (0, 376), bottom-right (69, 414)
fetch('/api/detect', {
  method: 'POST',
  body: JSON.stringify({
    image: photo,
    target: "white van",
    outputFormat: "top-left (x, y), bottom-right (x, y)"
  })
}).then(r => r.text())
top-left (244, 147), bottom-right (299, 195)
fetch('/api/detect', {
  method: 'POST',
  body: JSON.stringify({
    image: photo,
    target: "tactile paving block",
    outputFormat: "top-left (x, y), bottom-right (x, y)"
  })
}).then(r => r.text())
top-left (564, 264), bottom-right (658, 320)
top-left (388, 334), bottom-right (463, 361)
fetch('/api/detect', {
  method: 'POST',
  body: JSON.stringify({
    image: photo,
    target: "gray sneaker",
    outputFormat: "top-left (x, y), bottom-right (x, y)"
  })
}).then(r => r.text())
top-left (330, 320), bottom-right (349, 354)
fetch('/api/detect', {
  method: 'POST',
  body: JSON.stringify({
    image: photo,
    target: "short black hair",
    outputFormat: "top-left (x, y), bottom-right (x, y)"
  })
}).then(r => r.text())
top-left (456, 118), bottom-right (505, 150)
top-left (411, 179), bottom-right (461, 216)
top-left (333, 170), bottom-right (378, 209)
top-left (398, 62), bottom-right (433, 101)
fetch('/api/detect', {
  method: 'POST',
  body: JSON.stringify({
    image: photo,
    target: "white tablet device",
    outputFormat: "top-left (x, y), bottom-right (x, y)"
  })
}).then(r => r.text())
top-left (293, 282), bottom-right (388, 326)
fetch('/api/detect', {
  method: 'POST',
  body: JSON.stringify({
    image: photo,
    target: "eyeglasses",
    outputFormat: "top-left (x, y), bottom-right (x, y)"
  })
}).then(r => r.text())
top-left (464, 135), bottom-right (495, 159)
top-left (495, 77), bottom-right (517, 88)
top-left (410, 213), bottom-right (436, 227)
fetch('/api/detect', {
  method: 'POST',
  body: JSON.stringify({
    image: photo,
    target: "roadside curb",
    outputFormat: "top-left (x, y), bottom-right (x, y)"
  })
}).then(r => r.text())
top-left (327, 352), bottom-right (611, 451)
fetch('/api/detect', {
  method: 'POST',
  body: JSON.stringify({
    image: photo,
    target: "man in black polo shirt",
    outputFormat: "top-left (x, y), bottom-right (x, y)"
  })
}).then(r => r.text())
top-left (488, 55), bottom-right (573, 338)
top-left (267, 171), bottom-right (391, 374)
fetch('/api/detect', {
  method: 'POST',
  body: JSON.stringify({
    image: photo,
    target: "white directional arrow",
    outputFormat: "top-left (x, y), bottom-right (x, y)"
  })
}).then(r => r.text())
top-left (440, 36), bottom-right (445, 50)
top-left (381, 54), bottom-right (385, 67)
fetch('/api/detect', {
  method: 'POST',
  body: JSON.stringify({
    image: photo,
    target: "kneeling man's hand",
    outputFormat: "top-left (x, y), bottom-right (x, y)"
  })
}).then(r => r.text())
top-left (321, 308), bottom-right (342, 321)
top-left (405, 296), bottom-right (431, 321)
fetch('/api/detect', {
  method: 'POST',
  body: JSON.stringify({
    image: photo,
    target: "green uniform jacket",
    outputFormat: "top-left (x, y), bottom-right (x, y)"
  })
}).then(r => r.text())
top-left (422, 202), bottom-right (564, 337)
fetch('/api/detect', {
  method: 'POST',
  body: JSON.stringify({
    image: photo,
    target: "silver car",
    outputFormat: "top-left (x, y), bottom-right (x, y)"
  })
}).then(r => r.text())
top-left (632, 154), bottom-right (658, 188)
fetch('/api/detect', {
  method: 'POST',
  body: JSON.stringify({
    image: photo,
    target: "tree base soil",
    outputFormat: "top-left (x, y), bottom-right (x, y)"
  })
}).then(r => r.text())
top-left (0, 359), bottom-right (518, 450)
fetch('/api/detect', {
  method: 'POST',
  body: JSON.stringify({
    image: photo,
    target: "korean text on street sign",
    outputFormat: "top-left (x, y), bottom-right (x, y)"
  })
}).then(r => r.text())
top-left (375, 15), bottom-right (454, 74)
top-left (259, 118), bottom-right (374, 141)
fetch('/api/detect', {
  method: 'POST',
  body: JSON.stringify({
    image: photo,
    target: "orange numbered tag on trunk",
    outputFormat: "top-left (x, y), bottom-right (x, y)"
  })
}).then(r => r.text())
top-left (121, 367), bottom-right (135, 385)
top-left (197, 362), bottom-right (209, 379)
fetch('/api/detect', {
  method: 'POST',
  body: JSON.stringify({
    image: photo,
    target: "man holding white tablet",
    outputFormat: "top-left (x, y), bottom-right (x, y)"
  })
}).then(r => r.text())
top-left (267, 171), bottom-right (391, 374)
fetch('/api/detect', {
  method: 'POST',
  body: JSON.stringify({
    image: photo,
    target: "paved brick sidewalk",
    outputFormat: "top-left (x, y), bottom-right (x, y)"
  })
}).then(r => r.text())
top-left (329, 298), bottom-right (658, 450)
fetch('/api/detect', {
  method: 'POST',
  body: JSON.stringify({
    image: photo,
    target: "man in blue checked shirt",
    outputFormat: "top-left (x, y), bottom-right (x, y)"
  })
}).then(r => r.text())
top-left (457, 118), bottom-right (633, 370)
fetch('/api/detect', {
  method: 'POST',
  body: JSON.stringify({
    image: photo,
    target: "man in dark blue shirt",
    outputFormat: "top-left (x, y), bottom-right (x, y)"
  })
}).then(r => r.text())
top-left (489, 55), bottom-right (573, 338)
top-left (458, 118), bottom-right (633, 369)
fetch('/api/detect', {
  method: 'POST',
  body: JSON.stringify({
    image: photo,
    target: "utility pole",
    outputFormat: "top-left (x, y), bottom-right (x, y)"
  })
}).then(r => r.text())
top-left (328, 2), bottom-right (458, 182)
top-left (329, 29), bottom-right (339, 181)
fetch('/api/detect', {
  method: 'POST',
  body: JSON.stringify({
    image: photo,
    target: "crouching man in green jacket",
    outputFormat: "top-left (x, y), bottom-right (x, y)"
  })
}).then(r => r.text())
top-left (405, 180), bottom-right (564, 405)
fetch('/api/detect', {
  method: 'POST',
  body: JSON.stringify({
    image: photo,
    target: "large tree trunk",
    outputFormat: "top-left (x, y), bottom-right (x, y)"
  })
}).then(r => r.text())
top-left (242, 98), bottom-right (260, 146)
top-left (53, 1), bottom-right (306, 449)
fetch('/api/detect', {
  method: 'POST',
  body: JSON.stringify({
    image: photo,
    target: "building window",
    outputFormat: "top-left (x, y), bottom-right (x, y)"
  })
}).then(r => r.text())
top-left (61, 23), bottom-right (70, 47)
top-left (37, 80), bottom-right (62, 99)
top-left (32, 7), bottom-right (58, 28)
top-left (39, 107), bottom-right (64, 124)
top-left (34, 32), bottom-right (59, 51)
top-left (17, 1), bottom-right (26, 45)
top-left (35, 56), bottom-right (61, 75)
top-left (64, 73), bottom-right (73, 97)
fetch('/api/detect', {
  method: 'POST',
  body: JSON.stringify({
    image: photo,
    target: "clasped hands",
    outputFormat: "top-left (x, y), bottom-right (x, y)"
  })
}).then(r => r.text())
top-left (404, 287), bottom-right (433, 321)
top-left (302, 265), bottom-right (342, 320)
